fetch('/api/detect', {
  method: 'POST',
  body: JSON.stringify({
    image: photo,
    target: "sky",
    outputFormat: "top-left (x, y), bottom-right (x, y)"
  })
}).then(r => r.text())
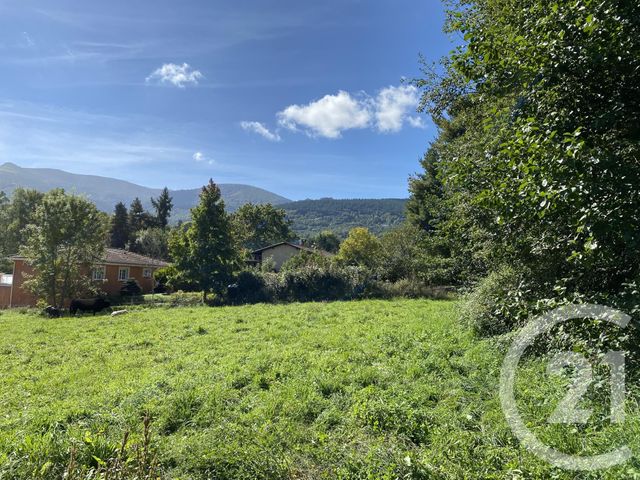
top-left (0, 0), bottom-right (454, 200)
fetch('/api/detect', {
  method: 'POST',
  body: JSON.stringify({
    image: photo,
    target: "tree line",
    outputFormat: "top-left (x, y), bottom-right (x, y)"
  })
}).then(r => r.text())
top-left (0, 178), bottom-right (433, 307)
top-left (0, 181), bottom-right (350, 306)
top-left (404, 0), bottom-right (640, 336)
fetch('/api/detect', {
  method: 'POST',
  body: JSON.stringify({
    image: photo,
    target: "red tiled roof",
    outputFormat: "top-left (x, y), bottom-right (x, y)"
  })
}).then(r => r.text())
top-left (103, 249), bottom-right (170, 267)
top-left (9, 249), bottom-right (170, 268)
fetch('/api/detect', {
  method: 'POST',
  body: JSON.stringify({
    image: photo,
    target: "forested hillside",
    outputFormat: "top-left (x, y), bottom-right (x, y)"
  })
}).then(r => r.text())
top-left (282, 198), bottom-right (407, 238)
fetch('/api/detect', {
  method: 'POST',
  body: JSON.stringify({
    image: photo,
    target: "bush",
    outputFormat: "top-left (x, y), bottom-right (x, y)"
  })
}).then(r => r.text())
top-left (120, 278), bottom-right (143, 297)
top-left (158, 265), bottom-right (199, 292)
top-left (280, 251), bottom-right (332, 272)
top-left (227, 270), bottom-right (270, 305)
top-left (460, 265), bottom-right (530, 337)
top-left (153, 267), bottom-right (171, 293)
top-left (280, 264), bottom-right (359, 302)
top-left (225, 265), bottom-right (366, 305)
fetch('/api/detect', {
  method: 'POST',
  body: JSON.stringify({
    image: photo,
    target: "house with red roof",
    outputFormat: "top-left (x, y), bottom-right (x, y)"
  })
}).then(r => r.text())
top-left (0, 248), bottom-right (169, 308)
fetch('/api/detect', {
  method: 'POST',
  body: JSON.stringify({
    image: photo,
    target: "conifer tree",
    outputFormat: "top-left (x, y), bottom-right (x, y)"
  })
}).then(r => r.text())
top-left (129, 197), bottom-right (145, 233)
top-left (151, 187), bottom-right (173, 228)
top-left (110, 202), bottom-right (129, 249)
top-left (169, 180), bottom-right (238, 302)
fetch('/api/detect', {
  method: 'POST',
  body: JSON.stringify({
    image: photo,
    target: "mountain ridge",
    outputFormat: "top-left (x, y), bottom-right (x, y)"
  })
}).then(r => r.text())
top-left (0, 162), bottom-right (291, 215)
top-left (0, 163), bottom-right (408, 235)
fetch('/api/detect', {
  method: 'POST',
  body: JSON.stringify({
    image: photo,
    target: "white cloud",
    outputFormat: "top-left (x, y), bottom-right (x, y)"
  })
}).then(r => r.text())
top-left (240, 121), bottom-right (281, 142)
top-left (146, 63), bottom-right (203, 88)
top-left (374, 85), bottom-right (421, 132)
top-left (407, 116), bottom-right (425, 128)
top-left (274, 86), bottom-right (423, 139)
top-left (21, 32), bottom-right (35, 48)
top-left (193, 151), bottom-right (214, 165)
top-left (277, 91), bottom-right (371, 139)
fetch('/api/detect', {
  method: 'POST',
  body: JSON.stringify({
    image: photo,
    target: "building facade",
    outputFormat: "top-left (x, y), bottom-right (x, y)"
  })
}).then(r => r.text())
top-left (250, 242), bottom-right (331, 272)
top-left (0, 248), bottom-right (169, 308)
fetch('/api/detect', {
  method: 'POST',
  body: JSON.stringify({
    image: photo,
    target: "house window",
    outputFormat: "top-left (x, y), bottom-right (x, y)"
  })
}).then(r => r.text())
top-left (118, 267), bottom-right (129, 281)
top-left (143, 268), bottom-right (152, 278)
top-left (92, 266), bottom-right (106, 281)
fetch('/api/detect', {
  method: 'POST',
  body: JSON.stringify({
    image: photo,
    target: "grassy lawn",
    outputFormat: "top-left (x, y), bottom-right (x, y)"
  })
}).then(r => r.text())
top-left (0, 300), bottom-right (638, 479)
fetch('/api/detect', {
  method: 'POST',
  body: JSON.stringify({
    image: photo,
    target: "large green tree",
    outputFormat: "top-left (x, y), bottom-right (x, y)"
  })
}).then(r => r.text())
top-left (20, 190), bottom-right (108, 307)
top-left (335, 227), bottom-right (381, 270)
top-left (151, 187), bottom-right (173, 228)
top-left (410, 0), bottom-right (640, 320)
top-left (169, 180), bottom-right (238, 301)
top-left (0, 192), bottom-right (9, 271)
top-left (231, 203), bottom-right (294, 251)
top-left (132, 227), bottom-right (170, 260)
top-left (308, 230), bottom-right (341, 254)
top-left (129, 197), bottom-right (146, 233)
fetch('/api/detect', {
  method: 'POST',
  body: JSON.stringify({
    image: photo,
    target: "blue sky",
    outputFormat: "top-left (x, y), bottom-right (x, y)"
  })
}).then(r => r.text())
top-left (0, 0), bottom-right (453, 200)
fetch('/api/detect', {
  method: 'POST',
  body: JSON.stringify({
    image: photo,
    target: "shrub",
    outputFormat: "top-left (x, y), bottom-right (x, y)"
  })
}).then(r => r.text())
top-left (280, 251), bottom-right (332, 272)
top-left (280, 264), bottom-right (357, 302)
top-left (153, 267), bottom-right (171, 293)
top-left (159, 265), bottom-right (199, 292)
top-left (460, 265), bottom-right (530, 337)
top-left (120, 279), bottom-right (142, 297)
top-left (227, 270), bottom-right (270, 305)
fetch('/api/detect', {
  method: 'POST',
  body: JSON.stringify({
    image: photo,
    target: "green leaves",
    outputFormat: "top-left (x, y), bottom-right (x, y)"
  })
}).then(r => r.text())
top-left (410, 0), bottom-right (640, 320)
top-left (168, 180), bottom-right (239, 299)
top-left (21, 190), bottom-right (107, 306)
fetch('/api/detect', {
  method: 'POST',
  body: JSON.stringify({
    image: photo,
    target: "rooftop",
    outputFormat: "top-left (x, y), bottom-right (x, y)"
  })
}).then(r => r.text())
top-left (9, 249), bottom-right (170, 268)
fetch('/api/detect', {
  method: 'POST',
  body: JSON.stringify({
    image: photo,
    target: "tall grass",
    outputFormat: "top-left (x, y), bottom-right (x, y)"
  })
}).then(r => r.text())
top-left (0, 300), bottom-right (637, 479)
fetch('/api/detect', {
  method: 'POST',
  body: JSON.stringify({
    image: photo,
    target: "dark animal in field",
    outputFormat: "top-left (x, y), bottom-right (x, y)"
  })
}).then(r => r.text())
top-left (69, 298), bottom-right (111, 316)
top-left (43, 306), bottom-right (62, 318)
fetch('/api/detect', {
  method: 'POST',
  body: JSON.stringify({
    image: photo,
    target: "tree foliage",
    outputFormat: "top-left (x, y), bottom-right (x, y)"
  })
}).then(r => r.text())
top-left (110, 202), bottom-right (129, 249)
top-left (231, 203), bottom-right (295, 251)
top-left (168, 180), bottom-right (238, 301)
top-left (410, 0), bottom-right (640, 323)
top-left (307, 230), bottom-right (341, 254)
top-left (132, 227), bottom-right (170, 260)
top-left (151, 187), bottom-right (173, 229)
top-left (0, 188), bottom-right (44, 256)
top-left (20, 190), bottom-right (108, 307)
top-left (129, 197), bottom-right (150, 233)
top-left (335, 227), bottom-right (382, 270)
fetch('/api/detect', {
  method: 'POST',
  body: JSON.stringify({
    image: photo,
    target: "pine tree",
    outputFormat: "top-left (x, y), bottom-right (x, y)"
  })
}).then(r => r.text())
top-left (169, 180), bottom-right (238, 302)
top-left (151, 187), bottom-right (173, 228)
top-left (110, 202), bottom-right (129, 249)
top-left (129, 197), bottom-right (145, 234)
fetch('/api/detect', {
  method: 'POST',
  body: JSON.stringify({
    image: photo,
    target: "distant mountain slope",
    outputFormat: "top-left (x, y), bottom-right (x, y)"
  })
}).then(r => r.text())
top-left (0, 162), bottom-right (290, 214)
top-left (282, 198), bottom-right (407, 238)
top-left (0, 163), bottom-right (408, 235)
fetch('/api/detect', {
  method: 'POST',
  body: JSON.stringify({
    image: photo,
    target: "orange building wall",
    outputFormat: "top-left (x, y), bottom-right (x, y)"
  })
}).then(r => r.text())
top-left (0, 286), bottom-right (11, 308)
top-left (6, 260), bottom-right (160, 307)
top-left (97, 265), bottom-right (157, 296)
top-left (11, 260), bottom-right (38, 307)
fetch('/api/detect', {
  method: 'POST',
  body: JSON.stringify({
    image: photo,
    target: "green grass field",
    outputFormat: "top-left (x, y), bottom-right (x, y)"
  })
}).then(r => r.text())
top-left (0, 300), bottom-right (638, 479)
